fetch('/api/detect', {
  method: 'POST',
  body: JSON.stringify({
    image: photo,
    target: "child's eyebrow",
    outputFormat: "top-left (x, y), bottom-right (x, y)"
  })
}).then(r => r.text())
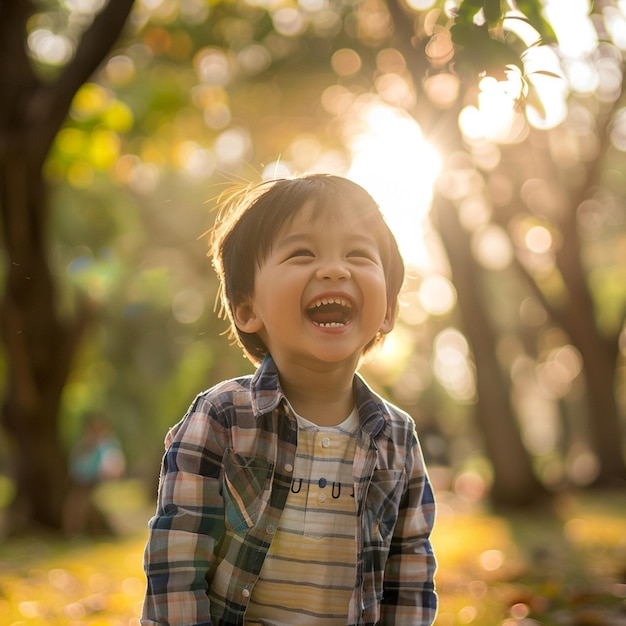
top-left (276, 232), bottom-right (380, 249)
top-left (347, 234), bottom-right (381, 249)
top-left (275, 233), bottom-right (312, 248)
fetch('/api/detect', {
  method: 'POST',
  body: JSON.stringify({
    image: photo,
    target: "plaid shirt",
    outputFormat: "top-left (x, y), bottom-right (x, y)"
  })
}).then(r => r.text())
top-left (141, 356), bottom-right (437, 625)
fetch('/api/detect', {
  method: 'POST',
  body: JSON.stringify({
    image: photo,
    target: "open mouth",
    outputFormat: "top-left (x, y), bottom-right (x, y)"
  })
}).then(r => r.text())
top-left (306, 297), bottom-right (354, 327)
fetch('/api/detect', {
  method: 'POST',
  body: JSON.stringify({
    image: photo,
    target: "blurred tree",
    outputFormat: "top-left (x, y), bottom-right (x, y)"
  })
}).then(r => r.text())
top-left (385, 0), bottom-right (555, 505)
top-left (0, 0), bottom-right (135, 533)
top-left (419, 0), bottom-right (626, 488)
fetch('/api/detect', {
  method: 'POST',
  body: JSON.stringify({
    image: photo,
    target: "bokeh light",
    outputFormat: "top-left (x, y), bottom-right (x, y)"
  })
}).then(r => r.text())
top-left (433, 328), bottom-right (476, 401)
top-left (347, 102), bottom-right (442, 270)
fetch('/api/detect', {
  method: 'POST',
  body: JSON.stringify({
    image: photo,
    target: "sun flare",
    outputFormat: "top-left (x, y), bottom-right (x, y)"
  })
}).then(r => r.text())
top-left (347, 104), bottom-right (442, 271)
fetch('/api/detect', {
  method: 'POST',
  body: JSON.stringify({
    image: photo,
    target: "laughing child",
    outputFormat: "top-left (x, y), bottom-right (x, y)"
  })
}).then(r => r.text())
top-left (141, 174), bottom-right (437, 625)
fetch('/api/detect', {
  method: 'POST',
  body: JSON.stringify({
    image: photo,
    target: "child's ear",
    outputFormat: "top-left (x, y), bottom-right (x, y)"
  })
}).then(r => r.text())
top-left (233, 298), bottom-right (264, 334)
top-left (379, 302), bottom-right (397, 335)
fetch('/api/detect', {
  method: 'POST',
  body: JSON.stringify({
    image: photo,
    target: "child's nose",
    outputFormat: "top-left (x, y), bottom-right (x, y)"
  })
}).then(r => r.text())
top-left (316, 259), bottom-right (351, 281)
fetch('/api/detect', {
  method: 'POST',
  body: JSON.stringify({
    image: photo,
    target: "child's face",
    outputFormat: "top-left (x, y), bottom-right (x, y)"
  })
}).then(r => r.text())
top-left (233, 202), bottom-right (395, 370)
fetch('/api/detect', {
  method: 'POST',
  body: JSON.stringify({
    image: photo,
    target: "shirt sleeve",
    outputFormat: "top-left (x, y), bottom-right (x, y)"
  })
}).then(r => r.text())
top-left (141, 395), bottom-right (229, 626)
top-left (380, 434), bottom-right (438, 626)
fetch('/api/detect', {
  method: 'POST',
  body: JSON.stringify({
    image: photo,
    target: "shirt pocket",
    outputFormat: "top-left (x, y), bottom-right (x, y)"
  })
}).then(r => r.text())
top-left (364, 469), bottom-right (405, 544)
top-left (222, 450), bottom-right (274, 533)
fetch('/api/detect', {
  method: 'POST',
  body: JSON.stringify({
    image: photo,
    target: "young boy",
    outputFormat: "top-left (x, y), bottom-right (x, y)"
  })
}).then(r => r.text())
top-left (141, 174), bottom-right (437, 625)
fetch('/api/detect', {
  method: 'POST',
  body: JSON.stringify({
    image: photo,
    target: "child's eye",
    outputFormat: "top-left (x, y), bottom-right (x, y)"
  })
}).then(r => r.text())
top-left (287, 248), bottom-right (314, 259)
top-left (347, 248), bottom-right (376, 261)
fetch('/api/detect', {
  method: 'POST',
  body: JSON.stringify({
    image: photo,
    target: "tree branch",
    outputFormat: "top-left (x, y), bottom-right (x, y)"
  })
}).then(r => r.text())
top-left (0, 1), bottom-right (39, 133)
top-left (26, 0), bottom-right (136, 167)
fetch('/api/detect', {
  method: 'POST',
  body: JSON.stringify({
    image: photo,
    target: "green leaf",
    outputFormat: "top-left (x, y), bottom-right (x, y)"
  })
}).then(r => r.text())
top-left (515, 0), bottom-right (558, 44)
top-left (484, 0), bottom-right (502, 26)
top-left (455, 0), bottom-right (486, 28)
top-left (451, 22), bottom-right (524, 79)
top-left (527, 69), bottom-right (562, 79)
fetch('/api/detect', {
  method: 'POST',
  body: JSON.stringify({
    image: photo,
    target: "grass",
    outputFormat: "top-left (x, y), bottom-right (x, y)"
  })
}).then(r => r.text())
top-left (433, 489), bottom-right (626, 625)
top-left (0, 481), bottom-right (624, 625)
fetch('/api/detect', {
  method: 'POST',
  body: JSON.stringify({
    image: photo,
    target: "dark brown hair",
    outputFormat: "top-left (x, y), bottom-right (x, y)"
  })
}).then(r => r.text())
top-left (210, 174), bottom-right (405, 364)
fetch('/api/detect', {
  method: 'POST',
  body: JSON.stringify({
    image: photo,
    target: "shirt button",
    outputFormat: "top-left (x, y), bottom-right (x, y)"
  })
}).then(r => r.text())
top-left (317, 493), bottom-right (327, 503)
top-left (242, 588), bottom-right (250, 598)
top-left (284, 463), bottom-right (293, 473)
top-left (321, 437), bottom-right (331, 448)
top-left (266, 524), bottom-right (276, 534)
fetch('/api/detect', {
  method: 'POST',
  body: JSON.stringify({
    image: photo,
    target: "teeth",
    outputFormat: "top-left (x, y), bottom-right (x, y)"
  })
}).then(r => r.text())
top-left (307, 297), bottom-right (353, 327)
top-left (310, 297), bottom-right (352, 309)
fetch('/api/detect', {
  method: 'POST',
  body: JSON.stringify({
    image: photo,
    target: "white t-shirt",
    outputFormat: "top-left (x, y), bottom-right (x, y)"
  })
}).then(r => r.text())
top-left (245, 408), bottom-right (359, 625)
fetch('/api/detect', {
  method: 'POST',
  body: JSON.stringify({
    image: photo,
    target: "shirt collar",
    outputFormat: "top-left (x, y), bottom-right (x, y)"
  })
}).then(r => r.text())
top-left (250, 354), bottom-right (391, 438)
top-left (249, 354), bottom-right (286, 416)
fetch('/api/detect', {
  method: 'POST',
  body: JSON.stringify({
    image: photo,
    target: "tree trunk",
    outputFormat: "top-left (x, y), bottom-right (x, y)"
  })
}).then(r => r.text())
top-left (501, 130), bottom-right (626, 486)
top-left (0, 0), bottom-right (135, 534)
top-left (554, 203), bottom-right (626, 484)
top-left (433, 194), bottom-right (548, 507)
top-left (0, 151), bottom-right (78, 532)
top-left (579, 345), bottom-right (626, 484)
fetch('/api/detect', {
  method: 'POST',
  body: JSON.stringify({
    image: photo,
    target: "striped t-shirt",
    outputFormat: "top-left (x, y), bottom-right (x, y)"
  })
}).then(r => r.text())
top-left (245, 408), bottom-right (359, 625)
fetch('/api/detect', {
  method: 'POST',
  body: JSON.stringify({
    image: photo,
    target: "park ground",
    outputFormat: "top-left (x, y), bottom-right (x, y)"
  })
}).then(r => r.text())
top-left (0, 479), bottom-right (624, 625)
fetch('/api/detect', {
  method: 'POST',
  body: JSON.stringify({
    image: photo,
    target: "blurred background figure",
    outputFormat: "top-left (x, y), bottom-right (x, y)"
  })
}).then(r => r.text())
top-left (63, 414), bottom-right (126, 536)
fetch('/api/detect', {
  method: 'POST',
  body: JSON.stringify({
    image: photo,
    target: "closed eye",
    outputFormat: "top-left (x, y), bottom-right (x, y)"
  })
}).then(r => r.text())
top-left (286, 247), bottom-right (314, 259)
top-left (347, 248), bottom-right (377, 261)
